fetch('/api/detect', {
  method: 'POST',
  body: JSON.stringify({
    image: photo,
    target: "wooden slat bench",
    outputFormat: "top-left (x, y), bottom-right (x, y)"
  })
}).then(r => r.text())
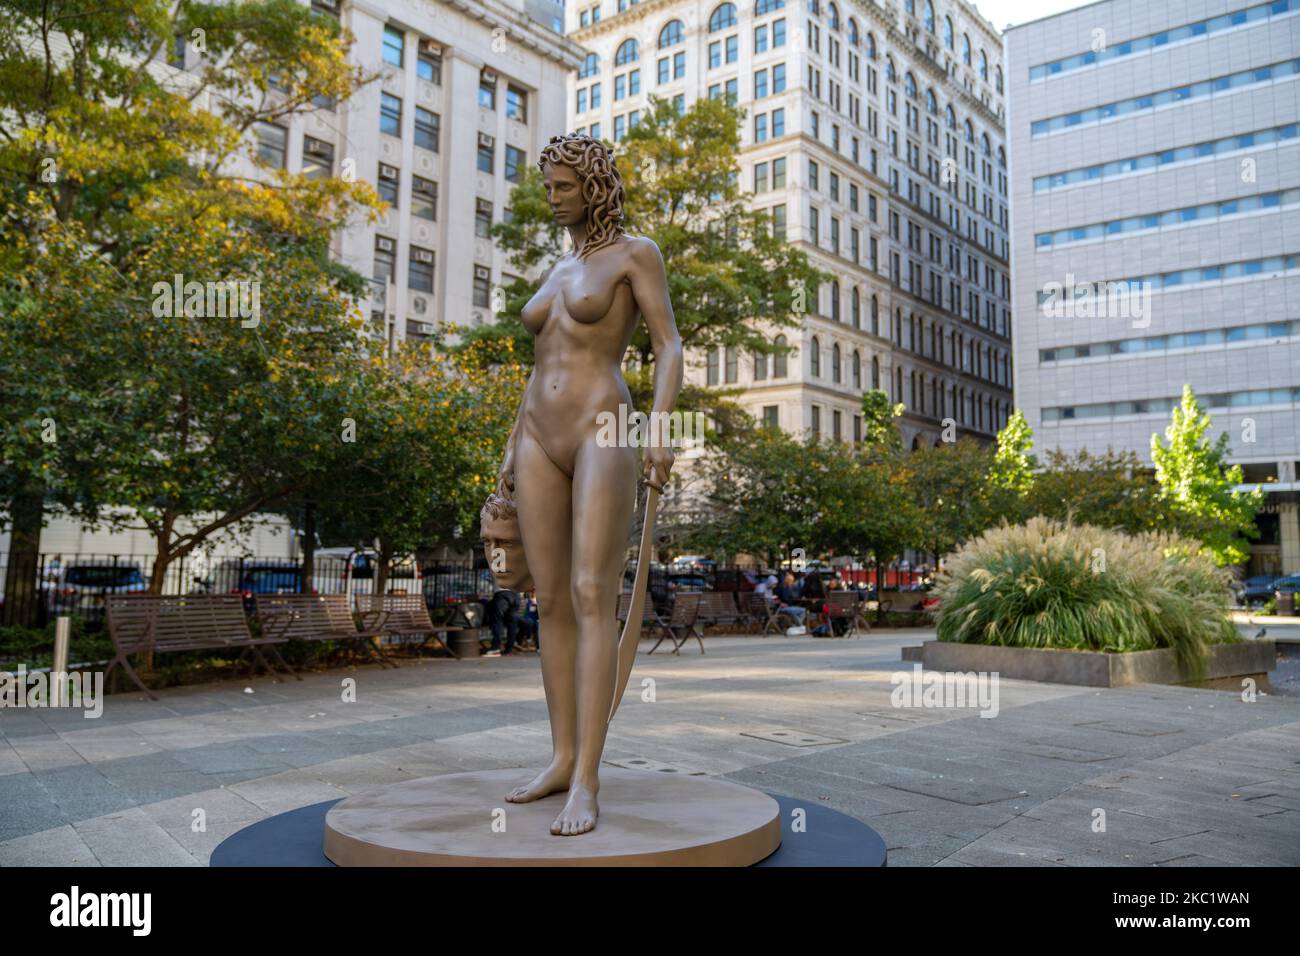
top-left (358, 594), bottom-right (462, 657)
top-left (616, 591), bottom-right (665, 638)
top-left (694, 591), bottom-right (743, 635)
top-left (823, 590), bottom-right (871, 637)
top-left (256, 594), bottom-right (397, 669)
top-left (740, 591), bottom-right (788, 635)
top-left (649, 592), bottom-right (703, 656)
top-left (106, 594), bottom-right (294, 700)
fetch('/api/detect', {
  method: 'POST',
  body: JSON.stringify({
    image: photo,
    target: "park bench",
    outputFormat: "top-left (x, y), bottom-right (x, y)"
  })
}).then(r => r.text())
top-left (648, 592), bottom-right (703, 656)
top-left (616, 591), bottom-right (664, 637)
top-left (256, 594), bottom-right (396, 669)
top-left (106, 594), bottom-right (294, 700)
top-left (879, 590), bottom-right (927, 614)
top-left (739, 591), bottom-right (803, 635)
top-left (357, 594), bottom-right (463, 657)
top-left (823, 590), bottom-right (871, 637)
top-left (694, 591), bottom-right (743, 635)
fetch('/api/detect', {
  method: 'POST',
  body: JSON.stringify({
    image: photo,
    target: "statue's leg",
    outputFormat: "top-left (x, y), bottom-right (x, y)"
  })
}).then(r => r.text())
top-left (505, 427), bottom-right (577, 804)
top-left (549, 437), bottom-right (637, 836)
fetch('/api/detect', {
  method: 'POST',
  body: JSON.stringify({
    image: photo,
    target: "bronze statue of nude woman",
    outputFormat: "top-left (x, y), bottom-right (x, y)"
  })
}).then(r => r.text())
top-left (480, 133), bottom-right (683, 836)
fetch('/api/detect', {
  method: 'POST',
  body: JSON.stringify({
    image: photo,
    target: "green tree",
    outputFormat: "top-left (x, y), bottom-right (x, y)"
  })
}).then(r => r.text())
top-left (860, 389), bottom-right (904, 453)
top-left (990, 409), bottom-right (1037, 496)
top-left (0, 0), bottom-right (380, 611)
top-left (905, 439), bottom-right (1000, 566)
top-left (1150, 385), bottom-right (1262, 566)
top-left (1027, 449), bottom-right (1168, 535)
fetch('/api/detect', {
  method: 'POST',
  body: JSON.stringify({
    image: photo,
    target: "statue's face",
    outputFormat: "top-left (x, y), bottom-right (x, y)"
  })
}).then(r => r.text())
top-left (480, 513), bottom-right (532, 591)
top-left (543, 162), bottom-right (586, 227)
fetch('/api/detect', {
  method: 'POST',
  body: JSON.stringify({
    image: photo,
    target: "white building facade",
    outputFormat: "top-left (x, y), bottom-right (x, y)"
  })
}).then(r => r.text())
top-left (570, 0), bottom-right (1013, 449)
top-left (1006, 0), bottom-right (1300, 574)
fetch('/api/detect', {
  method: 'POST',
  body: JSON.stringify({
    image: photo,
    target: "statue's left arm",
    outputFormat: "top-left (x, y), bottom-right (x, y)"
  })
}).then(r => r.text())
top-left (627, 237), bottom-right (683, 491)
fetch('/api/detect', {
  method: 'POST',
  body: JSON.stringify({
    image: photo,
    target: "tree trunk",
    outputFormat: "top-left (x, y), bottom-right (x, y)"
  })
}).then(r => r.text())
top-left (1, 478), bottom-right (45, 628)
top-left (374, 539), bottom-right (392, 597)
top-left (875, 557), bottom-right (885, 625)
top-left (301, 501), bottom-right (316, 592)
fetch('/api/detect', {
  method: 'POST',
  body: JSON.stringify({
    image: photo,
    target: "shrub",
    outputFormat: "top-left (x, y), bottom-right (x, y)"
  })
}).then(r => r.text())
top-left (934, 517), bottom-right (1238, 678)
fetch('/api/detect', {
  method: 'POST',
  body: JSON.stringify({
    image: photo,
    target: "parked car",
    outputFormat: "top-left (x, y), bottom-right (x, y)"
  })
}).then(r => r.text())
top-left (1238, 575), bottom-right (1281, 608)
top-left (224, 563), bottom-right (309, 613)
top-left (666, 573), bottom-right (710, 593)
top-left (45, 562), bottom-right (147, 622)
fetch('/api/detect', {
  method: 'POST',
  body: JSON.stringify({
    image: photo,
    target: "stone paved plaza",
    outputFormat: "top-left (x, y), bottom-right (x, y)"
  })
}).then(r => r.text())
top-left (1, 631), bottom-right (1297, 867)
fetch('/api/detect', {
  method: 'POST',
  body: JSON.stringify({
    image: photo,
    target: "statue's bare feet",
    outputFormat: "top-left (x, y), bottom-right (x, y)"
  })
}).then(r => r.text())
top-left (550, 780), bottom-right (599, 835)
top-left (505, 760), bottom-right (573, 803)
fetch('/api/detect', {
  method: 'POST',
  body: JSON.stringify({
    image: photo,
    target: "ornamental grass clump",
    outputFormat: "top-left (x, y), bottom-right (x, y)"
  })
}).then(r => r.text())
top-left (934, 517), bottom-right (1238, 678)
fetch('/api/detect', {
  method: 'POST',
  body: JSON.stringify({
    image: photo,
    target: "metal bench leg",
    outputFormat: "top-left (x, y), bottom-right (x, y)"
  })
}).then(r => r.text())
top-left (106, 654), bottom-right (158, 701)
top-left (268, 646), bottom-right (301, 680)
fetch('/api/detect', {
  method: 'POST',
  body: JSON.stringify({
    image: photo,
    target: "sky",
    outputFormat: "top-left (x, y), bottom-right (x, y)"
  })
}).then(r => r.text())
top-left (969, 0), bottom-right (1098, 33)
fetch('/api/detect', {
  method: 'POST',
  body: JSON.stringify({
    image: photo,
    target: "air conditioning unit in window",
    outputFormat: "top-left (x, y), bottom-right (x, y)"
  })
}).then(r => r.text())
top-left (478, 132), bottom-right (494, 147)
top-left (418, 322), bottom-right (435, 335)
top-left (379, 163), bottom-right (399, 180)
top-left (412, 248), bottom-right (434, 264)
top-left (474, 265), bottom-right (490, 280)
top-left (376, 236), bottom-right (395, 253)
top-left (306, 138), bottom-right (332, 156)
top-left (419, 39), bottom-right (441, 55)
top-left (482, 68), bottom-right (497, 83)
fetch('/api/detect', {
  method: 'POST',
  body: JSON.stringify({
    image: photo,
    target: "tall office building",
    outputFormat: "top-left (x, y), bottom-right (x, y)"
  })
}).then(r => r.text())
top-left (253, 0), bottom-right (583, 348)
top-left (1006, 0), bottom-right (1300, 574)
top-left (570, 0), bottom-right (1013, 449)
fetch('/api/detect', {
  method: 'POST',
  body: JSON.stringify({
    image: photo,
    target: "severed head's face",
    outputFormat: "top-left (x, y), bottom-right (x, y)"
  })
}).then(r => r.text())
top-left (480, 494), bottom-right (532, 591)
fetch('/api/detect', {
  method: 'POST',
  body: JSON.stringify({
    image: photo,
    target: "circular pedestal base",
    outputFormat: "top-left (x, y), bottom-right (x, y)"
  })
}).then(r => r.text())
top-left (323, 768), bottom-right (780, 866)
top-left (211, 780), bottom-right (887, 868)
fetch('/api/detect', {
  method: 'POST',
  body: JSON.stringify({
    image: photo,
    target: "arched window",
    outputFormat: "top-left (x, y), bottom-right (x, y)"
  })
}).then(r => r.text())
top-left (852, 350), bottom-right (862, 388)
top-left (832, 343), bottom-right (841, 384)
top-left (925, 89), bottom-right (937, 113)
top-left (961, 33), bottom-right (971, 66)
top-left (658, 20), bottom-right (684, 48)
top-left (864, 32), bottom-right (876, 59)
top-left (923, 0), bottom-right (935, 32)
top-left (998, 146), bottom-right (1006, 168)
top-left (709, 2), bottom-right (737, 32)
top-left (945, 104), bottom-right (956, 129)
top-left (981, 133), bottom-right (991, 155)
top-left (870, 295), bottom-right (879, 334)
top-left (943, 15), bottom-right (953, 49)
top-left (580, 52), bottom-right (599, 79)
top-left (827, 2), bottom-right (840, 30)
top-left (996, 65), bottom-right (1003, 93)
top-left (904, 72), bottom-right (917, 98)
top-left (979, 49), bottom-right (988, 81)
top-left (755, 0), bottom-right (785, 13)
top-left (773, 334), bottom-right (788, 377)
top-left (847, 18), bottom-right (858, 45)
top-left (895, 366), bottom-right (903, 404)
top-left (810, 336), bottom-right (821, 377)
top-left (885, 55), bottom-right (896, 83)
top-left (754, 350), bottom-right (768, 380)
top-left (615, 38), bottom-right (639, 66)
top-left (851, 287), bottom-right (860, 328)
top-left (830, 281), bottom-right (841, 322)
top-left (964, 119), bottom-right (974, 143)
top-left (808, 0), bottom-right (820, 14)
top-left (871, 355), bottom-right (880, 389)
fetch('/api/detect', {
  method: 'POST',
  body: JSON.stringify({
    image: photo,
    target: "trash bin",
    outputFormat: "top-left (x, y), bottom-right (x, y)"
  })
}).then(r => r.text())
top-left (448, 628), bottom-right (482, 658)
top-left (1275, 589), bottom-right (1296, 616)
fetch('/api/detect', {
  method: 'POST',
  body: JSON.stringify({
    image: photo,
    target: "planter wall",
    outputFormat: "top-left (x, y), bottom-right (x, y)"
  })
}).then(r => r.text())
top-left (918, 640), bottom-right (1275, 688)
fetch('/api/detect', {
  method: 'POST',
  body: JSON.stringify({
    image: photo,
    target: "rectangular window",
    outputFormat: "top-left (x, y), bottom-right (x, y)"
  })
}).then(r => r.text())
top-left (383, 26), bottom-right (403, 67)
top-left (755, 25), bottom-right (768, 53)
top-left (414, 107), bottom-right (439, 152)
top-left (811, 406), bottom-right (821, 436)
top-left (773, 19), bottom-right (786, 46)
top-left (832, 410), bottom-right (842, 441)
top-left (706, 348), bottom-right (719, 386)
top-left (408, 247), bottom-right (434, 292)
top-left (417, 46), bottom-right (441, 83)
top-left (477, 135), bottom-right (494, 173)
top-left (302, 136), bottom-right (333, 180)
top-left (412, 176), bottom-right (437, 220)
top-left (506, 85), bottom-right (527, 122)
top-left (809, 159), bottom-right (819, 191)
top-left (755, 161), bottom-right (769, 192)
top-left (726, 35), bottom-right (738, 63)
top-left (658, 57), bottom-right (669, 84)
top-left (771, 108), bottom-right (785, 137)
top-left (672, 94), bottom-right (685, 115)
top-left (380, 92), bottom-right (402, 137)
top-left (709, 41), bottom-right (721, 69)
top-left (725, 346), bottom-right (738, 383)
top-left (772, 204), bottom-right (786, 239)
top-left (772, 62), bottom-right (786, 92)
top-left (254, 122), bottom-right (287, 168)
top-left (629, 69), bottom-right (640, 95)
top-left (479, 77), bottom-right (496, 110)
top-left (808, 205), bottom-right (819, 244)
top-left (577, 88), bottom-right (587, 113)
top-left (773, 156), bottom-right (786, 187)
top-left (474, 199), bottom-right (492, 238)
top-left (590, 83), bottom-right (601, 108)
top-left (763, 406), bottom-right (779, 429)
top-left (755, 69), bottom-right (768, 99)
top-left (590, 121), bottom-right (601, 139)
top-left (614, 114), bottom-right (626, 141)
top-left (725, 78), bottom-right (737, 105)
top-left (674, 51), bottom-right (685, 78)
top-left (615, 74), bottom-right (626, 100)
top-left (754, 113), bottom-right (768, 141)
top-left (373, 240), bottom-right (395, 284)
top-left (377, 164), bottom-right (399, 206)
top-left (473, 272), bottom-right (491, 308)
top-left (505, 145), bottom-right (525, 184)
